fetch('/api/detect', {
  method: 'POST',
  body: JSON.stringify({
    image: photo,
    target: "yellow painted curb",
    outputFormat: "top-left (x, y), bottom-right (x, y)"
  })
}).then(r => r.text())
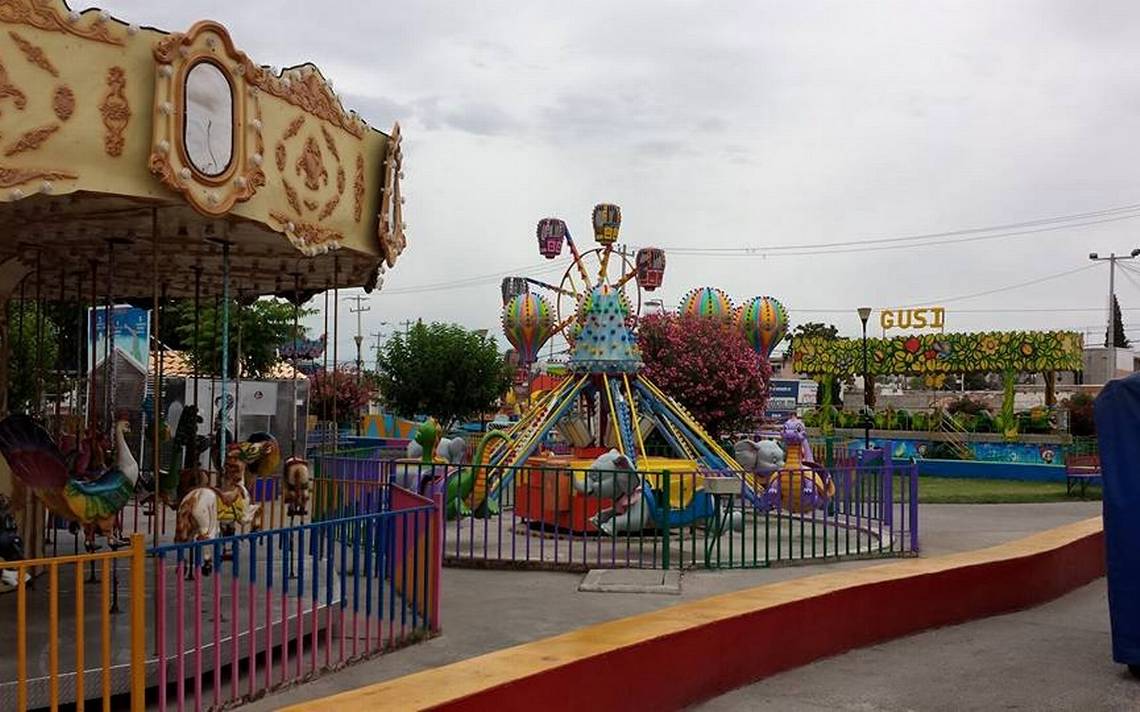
top-left (283, 516), bottom-right (1103, 711)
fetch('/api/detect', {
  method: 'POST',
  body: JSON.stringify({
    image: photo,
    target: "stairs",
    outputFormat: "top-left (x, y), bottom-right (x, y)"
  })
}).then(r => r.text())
top-left (936, 411), bottom-right (973, 460)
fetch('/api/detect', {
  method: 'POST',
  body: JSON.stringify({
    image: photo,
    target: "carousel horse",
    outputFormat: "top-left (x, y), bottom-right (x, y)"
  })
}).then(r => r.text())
top-left (0, 413), bottom-right (139, 551)
top-left (174, 444), bottom-right (262, 576)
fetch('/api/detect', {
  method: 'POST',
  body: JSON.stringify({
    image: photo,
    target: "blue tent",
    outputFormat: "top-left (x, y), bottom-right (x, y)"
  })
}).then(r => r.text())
top-left (1094, 373), bottom-right (1140, 675)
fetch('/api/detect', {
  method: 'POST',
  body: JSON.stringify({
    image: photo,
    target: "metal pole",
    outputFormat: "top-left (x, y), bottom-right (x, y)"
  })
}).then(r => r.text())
top-left (1108, 253), bottom-right (1116, 380)
top-left (861, 319), bottom-right (870, 450)
top-left (219, 239), bottom-right (231, 464)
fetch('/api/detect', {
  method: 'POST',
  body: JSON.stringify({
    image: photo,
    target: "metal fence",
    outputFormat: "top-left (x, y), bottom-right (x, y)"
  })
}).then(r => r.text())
top-left (148, 489), bottom-right (440, 712)
top-left (2, 534), bottom-right (147, 712)
top-left (434, 461), bottom-right (918, 571)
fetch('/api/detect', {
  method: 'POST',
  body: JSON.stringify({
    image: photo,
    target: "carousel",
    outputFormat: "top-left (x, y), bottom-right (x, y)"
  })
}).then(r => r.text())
top-left (0, 3), bottom-right (405, 556)
top-left (0, 3), bottom-right (406, 707)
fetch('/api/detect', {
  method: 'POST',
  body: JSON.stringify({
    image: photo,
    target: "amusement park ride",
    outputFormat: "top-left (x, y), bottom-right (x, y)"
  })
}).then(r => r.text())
top-left (443, 203), bottom-right (826, 532)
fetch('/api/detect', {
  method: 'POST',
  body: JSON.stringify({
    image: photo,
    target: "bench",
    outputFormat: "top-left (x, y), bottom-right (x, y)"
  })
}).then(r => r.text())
top-left (1064, 454), bottom-right (1102, 498)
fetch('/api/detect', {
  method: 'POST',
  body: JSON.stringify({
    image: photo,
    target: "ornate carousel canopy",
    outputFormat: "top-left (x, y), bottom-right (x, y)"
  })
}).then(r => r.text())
top-left (0, 1), bottom-right (406, 298)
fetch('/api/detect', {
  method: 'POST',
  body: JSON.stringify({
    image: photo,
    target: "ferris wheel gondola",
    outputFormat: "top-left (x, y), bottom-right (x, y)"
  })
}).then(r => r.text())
top-left (516, 207), bottom-right (665, 346)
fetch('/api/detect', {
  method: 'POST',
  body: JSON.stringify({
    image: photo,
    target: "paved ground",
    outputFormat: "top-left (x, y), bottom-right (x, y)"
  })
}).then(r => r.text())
top-left (246, 502), bottom-right (1101, 711)
top-left (697, 579), bottom-right (1136, 712)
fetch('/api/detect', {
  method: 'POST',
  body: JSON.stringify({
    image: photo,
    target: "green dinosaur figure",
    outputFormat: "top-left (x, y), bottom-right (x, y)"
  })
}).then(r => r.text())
top-left (446, 429), bottom-right (508, 519)
top-left (414, 417), bottom-right (442, 464)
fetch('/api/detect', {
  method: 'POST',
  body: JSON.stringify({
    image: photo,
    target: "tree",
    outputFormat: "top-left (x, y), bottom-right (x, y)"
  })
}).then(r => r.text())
top-left (5, 301), bottom-right (60, 414)
top-left (376, 322), bottom-right (511, 428)
top-left (309, 369), bottom-right (375, 426)
top-left (1107, 295), bottom-right (1129, 348)
top-left (174, 297), bottom-right (313, 378)
top-left (789, 322), bottom-right (841, 405)
top-left (638, 313), bottom-right (771, 437)
top-left (792, 322), bottom-right (839, 341)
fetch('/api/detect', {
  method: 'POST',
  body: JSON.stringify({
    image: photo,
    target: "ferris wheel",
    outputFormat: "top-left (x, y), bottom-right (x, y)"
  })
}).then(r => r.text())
top-left (501, 204), bottom-right (667, 362)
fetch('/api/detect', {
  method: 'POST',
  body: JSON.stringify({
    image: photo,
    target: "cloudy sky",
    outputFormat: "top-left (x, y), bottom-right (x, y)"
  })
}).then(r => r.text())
top-left (103, 0), bottom-right (1140, 361)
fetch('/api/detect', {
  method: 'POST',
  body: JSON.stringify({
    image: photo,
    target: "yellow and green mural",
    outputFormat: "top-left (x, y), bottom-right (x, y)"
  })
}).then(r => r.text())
top-left (791, 330), bottom-right (1083, 378)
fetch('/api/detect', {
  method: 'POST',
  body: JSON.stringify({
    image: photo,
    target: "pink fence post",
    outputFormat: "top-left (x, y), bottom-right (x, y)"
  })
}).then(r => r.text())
top-left (431, 491), bottom-right (443, 633)
top-left (156, 555), bottom-right (167, 712)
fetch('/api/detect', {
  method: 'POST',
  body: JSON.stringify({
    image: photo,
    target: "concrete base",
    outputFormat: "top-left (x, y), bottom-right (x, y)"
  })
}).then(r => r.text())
top-left (577, 569), bottom-right (681, 595)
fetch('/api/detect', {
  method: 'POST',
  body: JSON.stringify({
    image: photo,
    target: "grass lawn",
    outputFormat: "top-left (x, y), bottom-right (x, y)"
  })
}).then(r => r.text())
top-left (915, 476), bottom-right (1101, 504)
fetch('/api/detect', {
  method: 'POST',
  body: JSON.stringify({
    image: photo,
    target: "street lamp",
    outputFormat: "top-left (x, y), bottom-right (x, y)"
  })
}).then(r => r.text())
top-left (1089, 250), bottom-right (1140, 382)
top-left (857, 307), bottom-right (873, 450)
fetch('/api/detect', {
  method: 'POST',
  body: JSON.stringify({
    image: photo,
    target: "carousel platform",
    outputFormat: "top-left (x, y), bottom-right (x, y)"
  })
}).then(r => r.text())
top-left (0, 536), bottom-right (339, 711)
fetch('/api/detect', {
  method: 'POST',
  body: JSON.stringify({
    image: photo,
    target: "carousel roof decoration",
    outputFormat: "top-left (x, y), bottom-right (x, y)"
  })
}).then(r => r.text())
top-left (468, 203), bottom-right (765, 518)
top-left (0, 1), bottom-right (405, 299)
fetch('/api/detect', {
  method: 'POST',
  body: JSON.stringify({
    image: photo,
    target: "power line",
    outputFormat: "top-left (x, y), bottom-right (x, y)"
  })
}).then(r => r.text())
top-left (379, 257), bottom-right (572, 295)
top-left (658, 201), bottom-right (1140, 256)
top-left (897, 263), bottom-right (1098, 307)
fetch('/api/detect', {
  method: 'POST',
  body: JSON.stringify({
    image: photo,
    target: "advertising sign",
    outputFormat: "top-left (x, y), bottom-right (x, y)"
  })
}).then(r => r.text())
top-left (89, 305), bottom-right (150, 372)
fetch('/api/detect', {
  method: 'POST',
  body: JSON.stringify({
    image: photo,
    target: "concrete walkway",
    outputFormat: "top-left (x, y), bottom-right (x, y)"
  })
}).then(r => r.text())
top-left (246, 502), bottom-right (1101, 711)
top-left (697, 579), bottom-right (1133, 711)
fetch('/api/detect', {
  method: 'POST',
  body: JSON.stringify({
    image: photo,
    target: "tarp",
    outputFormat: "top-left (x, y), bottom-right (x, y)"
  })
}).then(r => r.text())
top-left (1094, 374), bottom-right (1140, 665)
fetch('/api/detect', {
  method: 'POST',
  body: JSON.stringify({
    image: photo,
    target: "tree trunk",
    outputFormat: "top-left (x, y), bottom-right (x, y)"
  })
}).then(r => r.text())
top-left (1044, 371), bottom-right (1056, 407)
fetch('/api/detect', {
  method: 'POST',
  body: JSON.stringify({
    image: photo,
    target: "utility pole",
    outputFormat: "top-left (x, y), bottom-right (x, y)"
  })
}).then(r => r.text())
top-left (370, 325), bottom-right (390, 370)
top-left (399, 319), bottom-right (414, 336)
top-left (1090, 248), bottom-right (1140, 382)
top-left (344, 295), bottom-right (370, 378)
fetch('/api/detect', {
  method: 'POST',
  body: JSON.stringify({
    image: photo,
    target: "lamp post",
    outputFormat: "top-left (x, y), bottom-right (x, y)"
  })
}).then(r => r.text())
top-left (1089, 249), bottom-right (1140, 383)
top-left (857, 307), bottom-right (872, 450)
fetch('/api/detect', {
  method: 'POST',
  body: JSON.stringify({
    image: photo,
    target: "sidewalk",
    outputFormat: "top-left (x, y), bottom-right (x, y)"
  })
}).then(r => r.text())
top-left (698, 579), bottom-right (1129, 711)
top-left (245, 502), bottom-right (1101, 711)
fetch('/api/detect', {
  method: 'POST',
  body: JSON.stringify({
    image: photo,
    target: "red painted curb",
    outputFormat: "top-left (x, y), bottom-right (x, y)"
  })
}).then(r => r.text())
top-left (436, 529), bottom-right (1105, 711)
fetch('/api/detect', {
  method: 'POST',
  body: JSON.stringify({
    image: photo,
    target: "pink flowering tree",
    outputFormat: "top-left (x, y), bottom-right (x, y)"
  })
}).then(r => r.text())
top-left (638, 313), bottom-right (771, 438)
top-left (309, 369), bottom-right (375, 427)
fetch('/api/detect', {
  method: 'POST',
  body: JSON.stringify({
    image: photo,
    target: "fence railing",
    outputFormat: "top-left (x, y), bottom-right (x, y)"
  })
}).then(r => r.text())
top-left (431, 461), bottom-right (918, 571)
top-left (3, 534), bottom-right (146, 712)
top-left (150, 489), bottom-right (441, 712)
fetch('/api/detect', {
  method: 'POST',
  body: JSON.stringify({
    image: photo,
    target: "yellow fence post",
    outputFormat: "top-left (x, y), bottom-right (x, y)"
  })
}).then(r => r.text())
top-left (129, 533), bottom-right (146, 712)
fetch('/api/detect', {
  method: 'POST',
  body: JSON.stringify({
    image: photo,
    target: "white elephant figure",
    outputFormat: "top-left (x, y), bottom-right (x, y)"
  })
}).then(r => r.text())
top-left (733, 439), bottom-right (785, 475)
top-left (406, 436), bottom-right (468, 465)
top-left (573, 449), bottom-right (654, 536)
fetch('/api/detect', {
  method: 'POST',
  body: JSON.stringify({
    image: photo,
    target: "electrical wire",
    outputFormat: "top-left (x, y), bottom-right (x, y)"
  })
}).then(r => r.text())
top-left (658, 201), bottom-right (1140, 256)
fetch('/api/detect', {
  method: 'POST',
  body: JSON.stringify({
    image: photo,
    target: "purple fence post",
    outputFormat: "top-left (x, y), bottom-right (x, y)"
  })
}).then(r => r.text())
top-left (909, 461), bottom-right (920, 553)
top-left (883, 441), bottom-right (894, 529)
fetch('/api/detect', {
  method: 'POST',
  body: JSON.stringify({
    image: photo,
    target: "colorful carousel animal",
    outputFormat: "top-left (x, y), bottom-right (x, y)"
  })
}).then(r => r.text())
top-left (762, 416), bottom-right (835, 513)
top-left (0, 413), bottom-right (139, 551)
top-left (174, 441), bottom-right (266, 575)
top-left (283, 456), bottom-right (312, 517)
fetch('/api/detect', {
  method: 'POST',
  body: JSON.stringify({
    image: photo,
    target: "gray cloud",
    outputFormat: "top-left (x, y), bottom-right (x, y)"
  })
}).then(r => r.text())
top-left (100, 0), bottom-right (1140, 357)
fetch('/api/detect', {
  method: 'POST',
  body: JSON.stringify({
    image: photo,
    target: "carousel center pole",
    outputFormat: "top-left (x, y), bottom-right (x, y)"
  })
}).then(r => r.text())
top-left (33, 250), bottom-right (42, 419)
top-left (217, 232), bottom-right (232, 467)
top-left (290, 271), bottom-right (301, 459)
top-left (151, 209), bottom-right (161, 544)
